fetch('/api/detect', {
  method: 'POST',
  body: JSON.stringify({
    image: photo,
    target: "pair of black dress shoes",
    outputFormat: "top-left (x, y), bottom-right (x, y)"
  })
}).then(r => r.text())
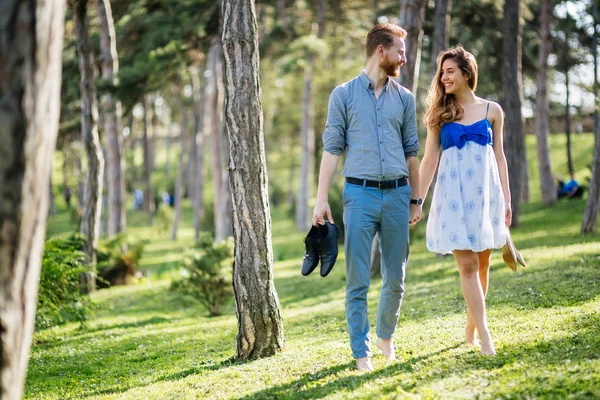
top-left (301, 222), bottom-right (339, 277)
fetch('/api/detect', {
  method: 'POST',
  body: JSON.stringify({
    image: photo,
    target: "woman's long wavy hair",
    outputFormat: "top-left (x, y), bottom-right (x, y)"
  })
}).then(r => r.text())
top-left (423, 46), bottom-right (479, 131)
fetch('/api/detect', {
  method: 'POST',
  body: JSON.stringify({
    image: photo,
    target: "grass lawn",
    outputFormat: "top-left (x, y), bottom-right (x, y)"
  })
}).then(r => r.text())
top-left (26, 133), bottom-right (600, 399)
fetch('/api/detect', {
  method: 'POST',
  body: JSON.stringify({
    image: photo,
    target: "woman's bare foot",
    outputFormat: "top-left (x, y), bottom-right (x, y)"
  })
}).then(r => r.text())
top-left (479, 335), bottom-right (496, 355)
top-left (465, 322), bottom-right (478, 346)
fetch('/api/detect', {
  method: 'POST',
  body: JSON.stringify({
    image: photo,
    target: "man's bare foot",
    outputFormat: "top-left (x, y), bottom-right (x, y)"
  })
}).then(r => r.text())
top-left (356, 357), bottom-right (374, 372)
top-left (375, 338), bottom-right (397, 361)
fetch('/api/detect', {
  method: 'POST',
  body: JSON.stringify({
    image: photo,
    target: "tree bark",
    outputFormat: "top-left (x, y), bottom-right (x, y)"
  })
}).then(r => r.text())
top-left (190, 66), bottom-right (206, 240)
top-left (582, 0), bottom-right (600, 233)
top-left (0, 1), bottom-right (65, 398)
top-left (142, 96), bottom-right (155, 219)
top-left (398, 0), bottom-right (426, 94)
top-left (222, 0), bottom-right (285, 359)
top-left (535, 0), bottom-right (556, 206)
top-left (171, 91), bottom-right (187, 241)
top-left (75, 0), bottom-right (105, 280)
top-left (96, 0), bottom-right (126, 235)
top-left (501, 0), bottom-right (526, 227)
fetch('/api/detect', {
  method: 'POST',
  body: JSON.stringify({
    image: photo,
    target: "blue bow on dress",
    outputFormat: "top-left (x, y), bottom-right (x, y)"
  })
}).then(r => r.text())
top-left (440, 119), bottom-right (493, 151)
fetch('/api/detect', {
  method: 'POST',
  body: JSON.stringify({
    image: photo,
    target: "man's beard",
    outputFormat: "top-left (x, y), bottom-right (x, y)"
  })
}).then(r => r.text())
top-left (380, 55), bottom-right (400, 77)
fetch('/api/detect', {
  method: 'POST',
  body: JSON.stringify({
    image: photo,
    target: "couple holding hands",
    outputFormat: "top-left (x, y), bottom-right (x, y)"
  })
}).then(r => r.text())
top-left (311, 23), bottom-right (511, 371)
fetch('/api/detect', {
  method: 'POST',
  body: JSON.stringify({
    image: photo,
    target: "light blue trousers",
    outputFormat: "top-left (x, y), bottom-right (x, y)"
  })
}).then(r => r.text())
top-left (343, 182), bottom-right (411, 359)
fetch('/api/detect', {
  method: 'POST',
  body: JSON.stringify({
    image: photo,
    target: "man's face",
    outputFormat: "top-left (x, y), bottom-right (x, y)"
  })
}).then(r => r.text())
top-left (379, 36), bottom-right (407, 77)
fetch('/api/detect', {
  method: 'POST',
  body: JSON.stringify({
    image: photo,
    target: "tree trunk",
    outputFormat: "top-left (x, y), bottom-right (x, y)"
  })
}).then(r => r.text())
top-left (582, 1), bottom-right (600, 233)
top-left (96, 0), bottom-right (126, 235)
top-left (190, 66), bottom-right (206, 240)
top-left (565, 68), bottom-right (574, 176)
top-left (222, 0), bottom-right (285, 359)
top-left (431, 0), bottom-right (452, 75)
top-left (535, 0), bottom-right (556, 205)
top-left (399, 0), bottom-right (426, 94)
top-left (0, 1), bottom-right (65, 398)
top-left (165, 117), bottom-right (173, 178)
top-left (142, 96), bottom-right (155, 219)
top-left (207, 36), bottom-right (233, 241)
top-left (75, 0), bottom-right (105, 284)
top-left (207, 38), bottom-right (224, 237)
top-left (295, 62), bottom-right (315, 232)
top-left (49, 170), bottom-right (56, 215)
top-left (171, 92), bottom-right (187, 241)
top-left (501, 0), bottom-right (526, 227)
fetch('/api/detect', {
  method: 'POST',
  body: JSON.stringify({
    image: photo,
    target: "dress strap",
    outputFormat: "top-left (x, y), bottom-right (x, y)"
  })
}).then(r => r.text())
top-left (485, 102), bottom-right (490, 119)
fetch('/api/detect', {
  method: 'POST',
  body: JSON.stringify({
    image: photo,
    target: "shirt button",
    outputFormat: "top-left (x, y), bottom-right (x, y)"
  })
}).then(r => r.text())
top-left (379, 141), bottom-right (382, 144)
top-left (381, 159), bottom-right (384, 162)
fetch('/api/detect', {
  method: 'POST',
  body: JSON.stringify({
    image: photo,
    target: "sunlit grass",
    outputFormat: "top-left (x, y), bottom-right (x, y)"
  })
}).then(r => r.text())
top-left (26, 133), bottom-right (600, 399)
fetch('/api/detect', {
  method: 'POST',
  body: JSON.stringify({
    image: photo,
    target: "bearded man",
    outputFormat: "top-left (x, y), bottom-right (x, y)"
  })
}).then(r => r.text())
top-left (312, 23), bottom-right (422, 371)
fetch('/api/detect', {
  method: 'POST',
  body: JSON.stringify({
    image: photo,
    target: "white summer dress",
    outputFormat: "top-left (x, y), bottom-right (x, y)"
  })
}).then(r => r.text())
top-left (426, 103), bottom-right (506, 254)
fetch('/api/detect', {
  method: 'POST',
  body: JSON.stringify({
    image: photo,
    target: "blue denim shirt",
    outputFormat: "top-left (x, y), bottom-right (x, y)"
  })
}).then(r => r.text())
top-left (323, 72), bottom-right (420, 181)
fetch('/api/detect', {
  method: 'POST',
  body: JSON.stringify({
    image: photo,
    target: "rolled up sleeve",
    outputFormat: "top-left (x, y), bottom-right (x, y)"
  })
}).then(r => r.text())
top-left (322, 86), bottom-right (347, 156)
top-left (401, 91), bottom-right (420, 157)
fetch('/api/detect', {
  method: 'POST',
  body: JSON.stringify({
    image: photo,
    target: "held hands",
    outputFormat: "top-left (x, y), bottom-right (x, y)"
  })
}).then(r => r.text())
top-left (312, 199), bottom-right (334, 226)
top-left (409, 204), bottom-right (422, 226)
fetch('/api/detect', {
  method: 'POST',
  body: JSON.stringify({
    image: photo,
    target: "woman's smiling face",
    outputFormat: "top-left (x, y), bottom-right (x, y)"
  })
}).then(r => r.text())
top-left (440, 58), bottom-right (468, 95)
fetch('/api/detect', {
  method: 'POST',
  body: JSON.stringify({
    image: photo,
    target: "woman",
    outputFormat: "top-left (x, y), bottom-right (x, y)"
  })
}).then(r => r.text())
top-left (418, 47), bottom-right (511, 355)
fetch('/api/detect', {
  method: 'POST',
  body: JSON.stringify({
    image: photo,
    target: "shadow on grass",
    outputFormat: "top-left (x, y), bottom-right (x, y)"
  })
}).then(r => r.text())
top-left (238, 344), bottom-right (461, 400)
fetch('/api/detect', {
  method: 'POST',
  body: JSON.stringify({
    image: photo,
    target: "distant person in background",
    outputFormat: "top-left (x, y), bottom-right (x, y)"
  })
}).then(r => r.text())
top-left (132, 189), bottom-right (144, 210)
top-left (557, 172), bottom-right (582, 198)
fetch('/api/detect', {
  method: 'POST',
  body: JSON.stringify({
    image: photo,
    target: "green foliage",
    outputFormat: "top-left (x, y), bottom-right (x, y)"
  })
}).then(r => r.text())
top-left (36, 234), bottom-right (94, 330)
top-left (97, 233), bottom-right (146, 288)
top-left (170, 233), bottom-right (234, 317)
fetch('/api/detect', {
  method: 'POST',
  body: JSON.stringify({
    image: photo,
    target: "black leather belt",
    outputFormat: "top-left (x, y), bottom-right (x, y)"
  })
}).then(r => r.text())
top-left (346, 177), bottom-right (408, 189)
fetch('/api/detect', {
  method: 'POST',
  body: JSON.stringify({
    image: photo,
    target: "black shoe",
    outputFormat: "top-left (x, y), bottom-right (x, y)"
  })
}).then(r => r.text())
top-left (301, 225), bottom-right (321, 276)
top-left (318, 222), bottom-right (339, 277)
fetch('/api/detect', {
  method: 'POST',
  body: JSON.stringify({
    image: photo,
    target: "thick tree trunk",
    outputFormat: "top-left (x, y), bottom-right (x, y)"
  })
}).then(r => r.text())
top-left (431, 0), bottom-right (452, 75)
top-left (171, 93), bottom-right (187, 241)
top-left (583, 1), bottom-right (600, 233)
top-left (142, 96), bottom-right (154, 219)
top-left (222, 0), bottom-right (285, 359)
top-left (96, 0), bottom-right (126, 235)
top-left (535, 0), bottom-right (556, 206)
top-left (0, 1), bottom-right (65, 398)
top-left (502, 0), bottom-right (526, 227)
top-left (190, 66), bottom-right (206, 240)
top-left (75, 0), bottom-right (105, 281)
top-left (399, 0), bottom-right (426, 94)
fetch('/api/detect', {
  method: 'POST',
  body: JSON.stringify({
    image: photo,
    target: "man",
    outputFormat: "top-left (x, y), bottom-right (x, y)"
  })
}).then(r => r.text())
top-left (312, 23), bottom-right (422, 372)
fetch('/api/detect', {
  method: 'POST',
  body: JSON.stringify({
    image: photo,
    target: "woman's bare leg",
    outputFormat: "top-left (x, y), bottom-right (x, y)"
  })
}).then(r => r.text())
top-left (466, 249), bottom-right (492, 345)
top-left (454, 249), bottom-right (495, 355)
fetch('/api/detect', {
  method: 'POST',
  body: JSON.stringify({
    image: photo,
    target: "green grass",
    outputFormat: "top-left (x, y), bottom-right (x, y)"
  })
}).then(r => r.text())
top-left (26, 133), bottom-right (600, 399)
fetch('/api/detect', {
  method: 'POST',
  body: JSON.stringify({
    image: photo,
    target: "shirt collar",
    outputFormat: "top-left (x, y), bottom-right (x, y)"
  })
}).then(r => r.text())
top-left (359, 71), bottom-right (390, 91)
